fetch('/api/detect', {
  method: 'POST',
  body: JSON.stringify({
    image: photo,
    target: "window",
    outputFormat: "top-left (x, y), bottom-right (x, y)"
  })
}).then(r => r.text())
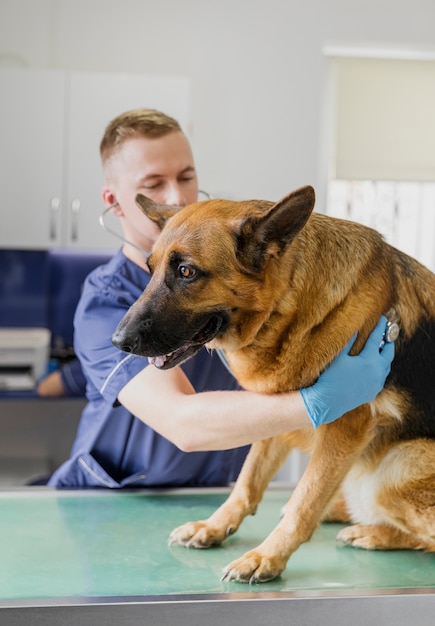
top-left (323, 52), bottom-right (435, 271)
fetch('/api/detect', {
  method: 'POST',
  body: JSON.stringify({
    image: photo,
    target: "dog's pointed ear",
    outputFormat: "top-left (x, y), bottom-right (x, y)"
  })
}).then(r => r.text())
top-left (236, 185), bottom-right (315, 271)
top-left (135, 194), bottom-right (181, 231)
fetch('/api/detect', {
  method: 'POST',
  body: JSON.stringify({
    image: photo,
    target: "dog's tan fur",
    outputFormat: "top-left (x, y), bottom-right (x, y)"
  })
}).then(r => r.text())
top-left (114, 185), bottom-right (435, 582)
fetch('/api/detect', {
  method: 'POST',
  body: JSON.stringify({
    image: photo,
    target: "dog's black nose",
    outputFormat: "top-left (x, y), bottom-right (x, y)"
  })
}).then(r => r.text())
top-left (112, 329), bottom-right (138, 354)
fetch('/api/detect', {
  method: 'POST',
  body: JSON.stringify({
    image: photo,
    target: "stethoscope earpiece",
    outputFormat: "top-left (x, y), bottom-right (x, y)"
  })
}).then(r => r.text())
top-left (99, 203), bottom-right (150, 259)
top-left (99, 191), bottom-right (211, 259)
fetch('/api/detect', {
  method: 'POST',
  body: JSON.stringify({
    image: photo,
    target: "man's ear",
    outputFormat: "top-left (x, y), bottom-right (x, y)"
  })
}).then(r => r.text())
top-left (135, 194), bottom-right (180, 231)
top-left (236, 185), bottom-right (315, 271)
top-left (102, 188), bottom-right (123, 215)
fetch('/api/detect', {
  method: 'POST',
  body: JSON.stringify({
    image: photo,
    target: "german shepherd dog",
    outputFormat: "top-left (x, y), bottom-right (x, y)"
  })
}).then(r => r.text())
top-left (113, 185), bottom-right (435, 583)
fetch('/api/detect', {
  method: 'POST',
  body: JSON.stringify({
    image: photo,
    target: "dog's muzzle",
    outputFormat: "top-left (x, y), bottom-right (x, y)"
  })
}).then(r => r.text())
top-left (112, 312), bottom-right (228, 370)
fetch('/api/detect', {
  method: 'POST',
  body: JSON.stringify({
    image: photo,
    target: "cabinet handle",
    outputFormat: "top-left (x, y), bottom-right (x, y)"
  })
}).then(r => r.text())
top-left (70, 198), bottom-right (81, 241)
top-left (49, 197), bottom-right (60, 240)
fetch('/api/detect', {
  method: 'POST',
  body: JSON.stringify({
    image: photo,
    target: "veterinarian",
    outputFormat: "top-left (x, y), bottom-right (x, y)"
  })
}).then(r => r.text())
top-left (48, 108), bottom-right (394, 488)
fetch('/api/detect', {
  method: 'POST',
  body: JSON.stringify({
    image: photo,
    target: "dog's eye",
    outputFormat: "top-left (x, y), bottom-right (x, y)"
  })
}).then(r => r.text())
top-left (178, 265), bottom-right (196, 280)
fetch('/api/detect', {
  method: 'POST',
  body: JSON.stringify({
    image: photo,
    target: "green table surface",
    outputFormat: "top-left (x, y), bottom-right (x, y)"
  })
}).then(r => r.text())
top-left (1, 487), bottom-right (434, 601)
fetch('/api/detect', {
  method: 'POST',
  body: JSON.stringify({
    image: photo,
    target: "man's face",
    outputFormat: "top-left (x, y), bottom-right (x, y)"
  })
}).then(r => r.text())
top-left (105, 131), bottom-right (199, 253)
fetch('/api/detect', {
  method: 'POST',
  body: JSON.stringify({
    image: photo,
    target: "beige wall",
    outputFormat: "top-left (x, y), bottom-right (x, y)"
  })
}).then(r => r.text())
top-left (1, 0), bottom-right (434, 205)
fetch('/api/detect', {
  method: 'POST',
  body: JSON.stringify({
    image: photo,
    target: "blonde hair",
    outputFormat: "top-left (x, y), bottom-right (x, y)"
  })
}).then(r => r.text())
top-left (100, 108), bottom-right (182, 166)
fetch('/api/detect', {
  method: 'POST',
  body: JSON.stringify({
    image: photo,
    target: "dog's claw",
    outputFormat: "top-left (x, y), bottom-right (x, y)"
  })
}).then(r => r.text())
top-left (220, 569), bottom-right (231, 583)
top-left (168, 520), bottom-right (228, 549)
top-left (221, 565), bottom-right (277, 584)
top-left (221, 550), bottom-right (284, 584)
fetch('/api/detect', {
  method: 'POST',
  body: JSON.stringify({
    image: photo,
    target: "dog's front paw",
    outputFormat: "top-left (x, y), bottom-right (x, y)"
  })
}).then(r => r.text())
top-left (169, 520), bottom-right (231, 549)
top-left (337, 524), bottom-right (383, 550)
top-left (221, 549), bottom-right (285, 583)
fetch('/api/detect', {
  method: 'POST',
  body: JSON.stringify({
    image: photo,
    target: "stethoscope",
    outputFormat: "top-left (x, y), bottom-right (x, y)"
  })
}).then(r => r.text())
top-left (99, 201), bottom-right (150, 259)
top-left (99, 190), bottom-right (211, 259)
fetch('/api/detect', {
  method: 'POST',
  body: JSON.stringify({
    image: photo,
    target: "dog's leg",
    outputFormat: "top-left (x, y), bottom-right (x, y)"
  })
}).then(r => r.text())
top-left (168, 436), bottom-right (292, 549)
top-left (322, 490), bottom-right (351, 523)
top-left (222, 407), bottom-right (374, 583)
top-left (338, 439), bottom-right (435, 551)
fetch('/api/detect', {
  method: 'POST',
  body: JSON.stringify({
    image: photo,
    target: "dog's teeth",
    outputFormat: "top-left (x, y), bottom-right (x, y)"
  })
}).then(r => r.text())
top-left (149, 355), bottom-right (167, 368)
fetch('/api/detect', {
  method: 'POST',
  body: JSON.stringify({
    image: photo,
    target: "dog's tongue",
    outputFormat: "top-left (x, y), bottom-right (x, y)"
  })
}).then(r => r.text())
top-left (148, 355), bottom-right (167, 368)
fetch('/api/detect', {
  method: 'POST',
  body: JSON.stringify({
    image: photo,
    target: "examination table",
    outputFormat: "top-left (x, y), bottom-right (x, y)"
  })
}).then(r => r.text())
top-left (1, 487), bottom-right (434, 625)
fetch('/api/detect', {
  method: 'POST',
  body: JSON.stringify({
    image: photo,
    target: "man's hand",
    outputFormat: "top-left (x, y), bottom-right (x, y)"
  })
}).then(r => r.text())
top-left (300, 316), bottom-right (395, 428)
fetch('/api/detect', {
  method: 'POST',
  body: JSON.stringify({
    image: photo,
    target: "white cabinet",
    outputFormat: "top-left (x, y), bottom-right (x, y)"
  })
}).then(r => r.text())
top-left (0, 68), bottom-right (191, 250)
top-left (0, 69), bottom-right (65, 249)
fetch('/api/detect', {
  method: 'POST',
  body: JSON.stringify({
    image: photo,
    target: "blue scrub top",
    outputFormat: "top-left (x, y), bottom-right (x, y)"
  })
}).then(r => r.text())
top-left (48, 249), bottom-right (249, 488)
top-left (59, 358), bottom-right (87, 397)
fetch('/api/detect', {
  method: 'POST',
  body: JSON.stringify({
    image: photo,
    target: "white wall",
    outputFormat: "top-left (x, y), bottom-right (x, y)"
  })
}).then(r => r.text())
top-left (1, 0), bottom-right (434, 206)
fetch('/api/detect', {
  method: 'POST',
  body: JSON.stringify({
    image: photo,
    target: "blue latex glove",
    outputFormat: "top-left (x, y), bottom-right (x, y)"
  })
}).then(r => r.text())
top-left (300, 316), bottom-right (395, 428)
